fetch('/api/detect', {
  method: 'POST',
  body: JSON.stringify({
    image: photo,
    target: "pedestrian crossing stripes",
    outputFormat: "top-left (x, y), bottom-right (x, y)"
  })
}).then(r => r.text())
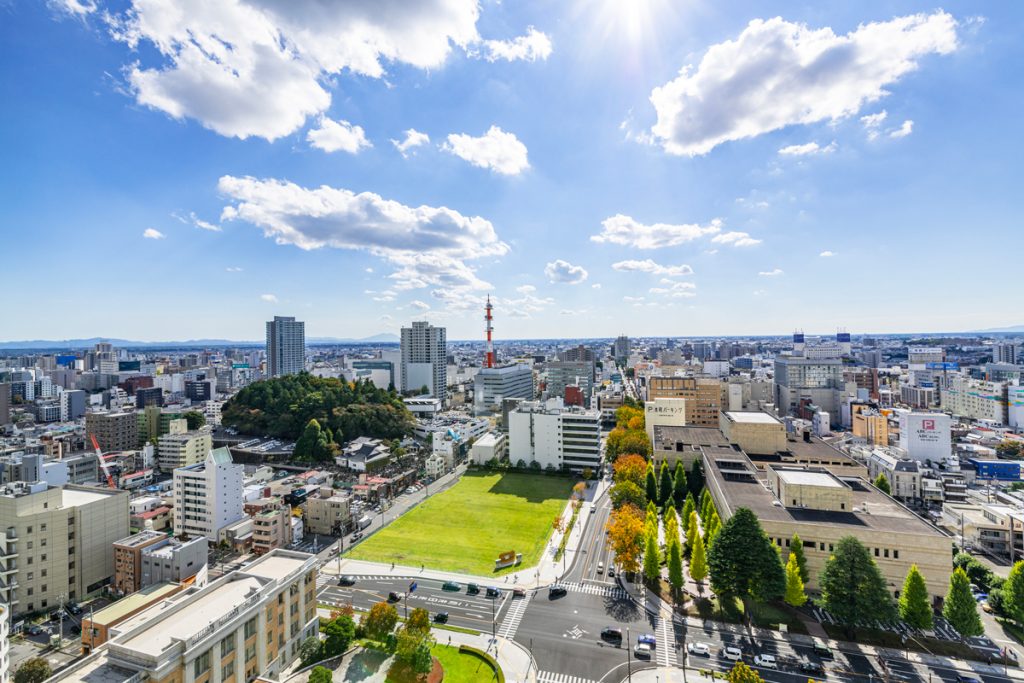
top-left (497, 595), bottom-right (530, 639)
top-left (656, 617), bottom-right (678, 667)
top-left (558, 581), bottom-right (629, 599)
top-left (536, 671), bottom-right (598, 683)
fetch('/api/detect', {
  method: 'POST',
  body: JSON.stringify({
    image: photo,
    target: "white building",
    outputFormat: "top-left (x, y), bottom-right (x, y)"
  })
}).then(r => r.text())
top-left (898, 412), bottom-right (952, 463)
top-left (473, 363), bottom-right (534, 415)
top-left (401, 321), bottom-right (447, 403)
top-left (940, 374), bottom-right (1008, 425)
top-left (1009, 385), bottom-right (1024, 430)
top-left (508, 398), bottom-right (601, 472)
top-left (1, 602), bottom-right (8, 683)
top-left (470, 432), bottom-right (507, 465)
top-left (173, 447), bottom-right (245, 542)
top-left (265, 316), bottom-right (306, 377)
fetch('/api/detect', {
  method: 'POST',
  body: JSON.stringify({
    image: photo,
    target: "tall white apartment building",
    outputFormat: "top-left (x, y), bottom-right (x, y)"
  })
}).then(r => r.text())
top-left (265, 316), bottom-right (306, 377)
top-left (173, 447), bottom-right (244, 542)
top-left (401, 321), bottom-right (447, 402)
top-left (508, 398), bottom-right (602, 472)
top-left (940, 373), bottom-right (1009, 425)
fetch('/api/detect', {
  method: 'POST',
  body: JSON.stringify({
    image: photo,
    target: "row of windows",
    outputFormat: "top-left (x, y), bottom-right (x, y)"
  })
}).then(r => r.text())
top-left (770, 536), bottom-right (900, 560)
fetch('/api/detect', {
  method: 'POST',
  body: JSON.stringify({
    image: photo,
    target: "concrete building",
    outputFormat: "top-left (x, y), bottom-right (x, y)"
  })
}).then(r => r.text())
top-left (0, 382), bottom-right (9, 426)
top-left (158, 427), bottom-right (213, 471)
top-left (173, 447), bottom-right (245, 542)
top-left (994, 343), bottom-right (1020, 365)
top-left (613, 335), bottom-right (631, 361)
top-left (1009, 385), bottom-right (1024, 430)
top-left (473, 363), bottom-right (534, 415)
top-left (246, 498), bottom-right (292, 555)
top-left (304, 493), bottom-right (351, 536)
top-left (401, 321), bottom-right (447, 402)
top-left (703, 449), bottom-right (952, 601)
top-left (470, 432), bottom-right (507, 466)
top-left (81, 583), bottom-right (185, 653)
top-left (851, 405), bottom-right (890, 446)
top-left (508, 398), bottom-right (601, 472)
top-left (86, 411), bottom-right (139, 452)
top-left (55, 550), bottom-right (320, 683)
top-left (140, 536), bottom-right (208, 588)
top-left (647, 376), bottom-right (723, 426)
top-left (0, 603), bottom-right (7, 683)
top-left (941, 373), bottom-right (1009, 424)
top-left (863, 448), bottom-right (923, 503)
top-left (0, 482), bottom-right (129, 615)
top-left (773, 356), bottom-right (844, 424)
top-left (644, 398), bottom-right (687, 446)
top-left (898, 412), bottom-right (952, 463)
top-left (113, 530), bottom-right (169, 595)
top-left (60, 389), bottom-right (87, 421)
top-left (544, 361), bottom-right (595, 404)
top-left (265, 316), bottom-right (306, 378)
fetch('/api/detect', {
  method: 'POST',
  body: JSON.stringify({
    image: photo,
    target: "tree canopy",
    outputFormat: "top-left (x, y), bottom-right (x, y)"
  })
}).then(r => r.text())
top-left (309, 666), bottom-right (333, 683)
top-left (613, 454), bottom-right (648, 487)
top-left (322, 613), bottom-right (356, 657)
top-left (944, 567), bottom-right (983, 637)
top-left (658, 461), bottom-right (674, 507)
top-left (1003, 560), bottom-right (1024, 624)
top-left (873, 473), bottom-right (891, 495)
top-left (789, 534), bottom-right (810, 584)
top-left (606, 503), bottom-right (645, 574)
top-left (362, 601), bottom-right (399, 641)
top-left (672, 461), bottom-right (688, 509)
top-left (689, 459), bottom-right (705, 497)
top-left (221, 373), bottom-right (414, 442)
top-left (610, 480), bottom-right (646, 510)
top-left (707, 508), bottom-right (785, 603)
top-left (784, 552), bottom-right (807, 607)
top-left (14, 659), bottom-right (52, 683)
top-left (899, 564), bottom-right (933, 630)
top-left (819, 536), bottom-right (896, 630)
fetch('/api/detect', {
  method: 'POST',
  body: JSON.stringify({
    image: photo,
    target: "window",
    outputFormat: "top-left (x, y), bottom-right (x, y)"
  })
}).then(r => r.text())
top-left (803, 540), bottom-right (815, 549)
top-left (193, 650), bottom-right (211, 677)
top-left (40, 523), bottom-right (46, 531)
top-left (894, 550), bottom-right (899, 560)
top-left (819, 543), bottom-right (825, 551)
top-left (26, 541), bottom-right (33, 550)
top-left (42, 584), bottom-right (47, 592)
top-left (26, 572), bottom-right (33, 580)
top-left (26, 526), bottom-right (33, 534)
top-left (41, 538), bottom-right (46, 547)
top-left (244, 618), bottom-right (256, 639)
top-left (41, 569), bottom-right (47, 577)
top-left (884, 549), bottom-right (889, 559)
top-left (245, 644), bottom-right (256, 662)
top-left (267, 631), bottom-right (273, 644)
top-left (221, 636), bottom-right (235, 657)
top-left (874, 548), bottom-right (879, 557)
top-left (27, 588), bottom-right (33, 596)
top-left (222, 661), bottom-right (235, 680)
top-left (41, 554), bottom-right (46, 562)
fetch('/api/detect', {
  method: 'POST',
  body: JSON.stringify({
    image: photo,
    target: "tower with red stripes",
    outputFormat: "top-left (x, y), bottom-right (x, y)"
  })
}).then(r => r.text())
top-left (484, 295), bottom-right (495, 369)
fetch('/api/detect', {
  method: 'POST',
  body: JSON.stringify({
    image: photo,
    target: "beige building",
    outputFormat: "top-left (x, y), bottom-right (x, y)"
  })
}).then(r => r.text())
top-left (159, 426), bottom-right (213, 471)
top-left (245, 498), bottom-right (292, 556)
top-left (304, 493), bottom-right (352, 536)
top-left (852, 405), bottom-right (891, 446)
top-left (86, 411), bottom-right (139, 452)
top-left (703, 448), bottom-right (952, 601)
top-left (56, 550), bottom-right (319, 683)
top-left (0, 482), bottom-right (129, 616)
top-left (719, 411), bottom-right (787, 455)
top-left (83, 582), bottom-right (184, 653)
top-left (647, 376), bottom-right (723, 426)
top-left (113, 530), bottom-right (168, 595)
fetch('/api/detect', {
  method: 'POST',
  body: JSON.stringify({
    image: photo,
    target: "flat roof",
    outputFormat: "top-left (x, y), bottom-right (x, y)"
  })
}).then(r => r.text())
top-left (775, 468), bottom-right (843, 488)
top-left (62, 486), bottom-right (119, 507)
top-left (724, 411), bottom-right (780, 424)
top-left (242, 552), bottom-right (310, 582)
top-left (118, 578), bottom-right (263, 656)
top-left (90, 583), bottom-right (181, 626)
top-left (652, 425), bottom-right (729, 450)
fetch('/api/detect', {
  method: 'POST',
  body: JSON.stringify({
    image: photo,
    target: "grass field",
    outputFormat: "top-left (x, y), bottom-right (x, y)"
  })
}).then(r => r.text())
top-left (347, 471), bottom-right (572, 575)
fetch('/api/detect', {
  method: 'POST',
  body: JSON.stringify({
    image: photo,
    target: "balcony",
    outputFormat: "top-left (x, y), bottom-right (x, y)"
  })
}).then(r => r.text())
top-left (0, 561), bottom-right (17, 574)
top-left (5, 528), bottom-right (16, 541)
top-left (0, 544), bottom-right (17, 559)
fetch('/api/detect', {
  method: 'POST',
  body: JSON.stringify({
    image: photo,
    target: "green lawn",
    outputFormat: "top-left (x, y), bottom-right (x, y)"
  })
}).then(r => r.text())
top-left (431, 645), bottom-right (499, 682)
top-left (347, 472), bottom-right (572, 575)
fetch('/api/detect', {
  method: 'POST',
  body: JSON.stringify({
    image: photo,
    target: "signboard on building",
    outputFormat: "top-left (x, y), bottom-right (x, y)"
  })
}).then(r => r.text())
top-left (925, 362), bottom-right (960, 371)
top-left (645, 398), bottom-right (688, 446)
top-left (898, 412), bottom-right (952, 463)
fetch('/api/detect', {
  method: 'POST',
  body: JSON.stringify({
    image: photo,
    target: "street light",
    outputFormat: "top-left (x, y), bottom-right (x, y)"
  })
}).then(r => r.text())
top-left (626, 626), bottom-right (633, 682)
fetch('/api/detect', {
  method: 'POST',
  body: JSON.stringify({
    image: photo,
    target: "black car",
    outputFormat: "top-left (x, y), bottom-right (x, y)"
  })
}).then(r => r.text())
top-left (388, 591), bottom-right (404, 602)
top-left (337, 575), bottom-right (357, 586)
top-left (800, 661), bottom-right (826, 676)
top-left (485, 586), bottom-right (501, 598)
top-left (548, 585), bottom-right (568, 598)
top-left (434, 612), bottom-right (449, 623)
top-left (955, 676), bottom-right (982, 683)
top-left (466, 583), bottom-right (480, 595)
top-left (601, 627), bottom-right (623, 643)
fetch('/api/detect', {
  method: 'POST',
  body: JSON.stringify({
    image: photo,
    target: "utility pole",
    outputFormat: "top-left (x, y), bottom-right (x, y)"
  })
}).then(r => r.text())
top-left (626, 626), bottom-right (632, 682)
top-left (57, 591), bottom-right (66, 650)
top-left (491, 595), bottom-right (496, 645)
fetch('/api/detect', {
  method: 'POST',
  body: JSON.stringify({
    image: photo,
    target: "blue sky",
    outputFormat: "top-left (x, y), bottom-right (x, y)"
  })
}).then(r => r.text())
top-left (2, 1), bottom-right (1021, 342)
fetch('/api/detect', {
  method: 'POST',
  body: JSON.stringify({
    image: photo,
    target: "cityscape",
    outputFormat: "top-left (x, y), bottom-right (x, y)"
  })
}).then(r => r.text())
top-left (3, 3), bottom-right (1024, 683)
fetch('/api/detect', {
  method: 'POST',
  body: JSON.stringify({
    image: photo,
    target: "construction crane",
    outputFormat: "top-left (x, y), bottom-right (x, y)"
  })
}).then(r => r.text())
top-left (89, 434), bottom-right (118, 489)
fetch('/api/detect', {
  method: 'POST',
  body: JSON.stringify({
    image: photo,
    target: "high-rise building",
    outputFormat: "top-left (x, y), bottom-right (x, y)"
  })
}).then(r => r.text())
top-left (544, 361), bottom-right (595, 404)
top-left (994, 342), bottom-right (1020, 365)
top-left (60, 389), bottom-right (87, 421)
top-left (773, 356), bottom-right (844, 423)
top-left (158, 427), bottom-right (213, 471)
top-left (265, 316), bottom-right (306, 377)
top-left (0, 602), bottom-right (8, 683)
top-left (86, 411), bottom-right (139, 452)
top-left (173, 447), bottom-right (244, 542)
top-left (400, 321), bottom-right (447, 402)
top-left (473, 363), bottom-right (534, 415)
top-left (613, 335), bottom-right (631, 361)
top-left (0, 382), bottom-right (9, 426)
top-left (647, 376), bottom-right (723, 426)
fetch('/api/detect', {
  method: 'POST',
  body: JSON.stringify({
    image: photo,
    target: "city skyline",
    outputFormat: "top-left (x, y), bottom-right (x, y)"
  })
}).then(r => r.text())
top-left (4, 2), bottom-right (1024, 340)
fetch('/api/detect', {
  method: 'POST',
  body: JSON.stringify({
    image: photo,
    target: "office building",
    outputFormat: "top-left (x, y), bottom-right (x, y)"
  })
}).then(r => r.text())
top-left (508, 398), bottom-right (601, 472)
top-left (613, 335), bottom-right (631, 361)
top-left (1009, 385), bottom-right (1024, 430)
top-left (898, 412), bottom-right (952, 462)
top-left (265, 316), bottom-right (306, 377)
top-left (140, 536), bottom-right (207, 587)
top-left (57, 550), bottom-right (319, 683)
top-left (135, 386), bottom-right (164, 409)
top-left (185, 379), bottom-right (214, 402)
top-left (158, 427), bottom-right (213, 471)
top-left (851, 405), bottom-right (890, 446)
top-left (173, 447), bottom-right (245, 542)
top-left (0, 382), bottom-right (9, 426)
top-left (86, 411), bottom-right (139, 452)
top-left (647, 376), bottom-right (723, 426)
top-left (473, 363), bottom-right (534, 415)
top-left (863, 448), bottom-right (923, 502)
top-left (993, 343), bottom-right (1019, 365)
top-left (773, 355), bottom-right (844, 423)
top-left (544, 360), bottom-right (595, 404)
top-left (304, 493), bottom-right (352, 536)
top-left (60, 389), bottom-right (87, 421)
top-left (113, 530), bottom-right (168, 595)
top-left (0, 482), bottom-right (129, 616)
top-left (400, 321), bottom-right (447, 402)
top-left (81, 583), bottom-right (185, 653)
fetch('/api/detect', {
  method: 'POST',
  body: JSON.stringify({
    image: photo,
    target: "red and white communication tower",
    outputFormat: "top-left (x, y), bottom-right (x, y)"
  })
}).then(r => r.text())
top-left (484, 295), bottom-right (495, 368)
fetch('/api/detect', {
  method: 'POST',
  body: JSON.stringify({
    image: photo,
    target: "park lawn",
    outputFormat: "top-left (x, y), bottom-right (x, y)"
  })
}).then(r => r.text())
top-left (431, 645), bottom-right (499, 682)
top-left (347, 471), bottom-right (572, 575)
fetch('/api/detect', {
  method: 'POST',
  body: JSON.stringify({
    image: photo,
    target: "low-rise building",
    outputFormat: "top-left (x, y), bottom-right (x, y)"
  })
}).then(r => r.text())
top-left (336, 437), bottom-right (391, 473)
top-left (246, 498), bottom-right (293, 556)
top-left (82, 583), bottom-right (185, 653)
top-left (470, 432), bottom-right (507, 465)
top-left (304, 492), bottom-right (351, 536)
top-left (140, 536), bottom-right (208, 587)
top-left (113, 530), bottom-right (169, 595)
top-left (158, 427), bottom-right (213, 471)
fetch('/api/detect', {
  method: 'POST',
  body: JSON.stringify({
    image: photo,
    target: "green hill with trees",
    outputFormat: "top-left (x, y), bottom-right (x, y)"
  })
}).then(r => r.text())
top-left (221, 374), bottom-right (414, 450)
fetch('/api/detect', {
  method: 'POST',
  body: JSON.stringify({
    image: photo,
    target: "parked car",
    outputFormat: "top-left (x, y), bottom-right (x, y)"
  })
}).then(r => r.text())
top-left (687, 642), bottom-right (711, 657)
top-left (548, 585), bottom-right (567, 598)
top-left (388, 591), bottom-right (404, 602)
top-left (634, 643), bottom-right (653, 659)
top-left (442, 581), bottom-right (460, 592)
top-left (982, 601), bottom-right (993, 613)
top-left (800, 661), bottom-right (826, 676)
top-left (721, 646), bottom-right (742, 661)
top-left (811, 639), bottom-right (834, 659)
top-left (337, 575), bottom-right (357, 586)
top-left (753, 654), bottom-right (777, 669)
top-left (601, 627), bottom-right (623, 643)
top-left (637, 634), bottom-right (657, 648)
top-left (26, 625), bottom-right (43, 636)
top-left (466, 583), bottom-right (480, 594)
top-left (485, 586), bottom-right (501, 598)
top-left (434, 612), bottom-right (449, 623)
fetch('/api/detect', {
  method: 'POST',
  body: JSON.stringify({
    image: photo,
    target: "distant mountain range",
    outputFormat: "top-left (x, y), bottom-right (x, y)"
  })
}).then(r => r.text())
top-left (0, 334), bottom-right (400, 350)
top-left (973, 325), bottom-right (1024, 333)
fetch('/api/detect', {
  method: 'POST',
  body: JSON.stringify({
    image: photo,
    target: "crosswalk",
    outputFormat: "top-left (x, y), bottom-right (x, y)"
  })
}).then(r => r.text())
top-left (557, 581), bottom-right (630, 599)
top-left (537, 671), bottom-right (598, 683)
top-left (656, 616), bottom-right (678, 667)
top-left (497, 595), bottom-right (530, 639)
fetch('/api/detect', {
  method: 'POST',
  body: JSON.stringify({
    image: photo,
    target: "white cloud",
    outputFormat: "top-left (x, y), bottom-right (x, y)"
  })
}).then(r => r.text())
top-left (778, 141), bottom-right (836, 157)
top-left (758, 268), bottom-right (784, 276)
top-left (623, 296), bottom-right (645, 303)
top-left (391, 129), bottom-right (430, 157)
top-left (365, 267), bottom-right (374, 273)
top-left (819, 250), bottom-right (835, 257)
top-left (612, 259), bottom-right (694, 277)
top-left (861, 110), bottom-right (889, 140)
top-left (515, 285), bottom-right (536, 295)
top-left (260, 293), bottom-right (278, 303)
top-left (592, 215), bottom-right (722, 249)
top-left (889, 119), bottom-right (914, 138)
top-left (545, 259), bottom-right (588, 285)
top-left (143, 228), bottom-right (165, 240)
top-left (649, 280), bottom-right (697, 298)
top-left (226, 266), bottom-right (243, 272)
top-left (371, 290), bottom-right (397, 302)
top-left (217, 175), bottom-right (507, 293)
top-left (753, 289), bottom-right (767, 297)
top-left (174, 211), bottom-right (222, 232)
top-left (409, 300), bottom-right (431, 311)
top-left (49, 0), bottom-right (96, 17)
top-left (591, 283), bottom-right (602, 289)
top-left (442, 126), bottom-right (529, 175)
top-left (307, 117), bottom-right (371, 154)
top-left (711, 231), bottom-right (762, 247)
top-left (648, 12), bottom-right (957, 156)
top-left (106, 0), bottom-right (484, 141)
top-left (473, 27), bottom-right (552, 62)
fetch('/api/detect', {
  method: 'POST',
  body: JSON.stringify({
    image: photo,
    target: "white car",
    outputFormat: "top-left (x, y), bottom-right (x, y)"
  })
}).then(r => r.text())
top-left (721, 646), bottom-right (742, 661)
top-left (754, 654), bottom-right (777, 669)
top-left (634, 643), bottom-right (652, 659)
top-left (687, 642), bottom-right (712, 657)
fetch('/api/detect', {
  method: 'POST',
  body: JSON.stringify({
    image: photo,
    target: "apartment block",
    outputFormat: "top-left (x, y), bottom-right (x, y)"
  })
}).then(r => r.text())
top-left (304, 493), bottom-right (351, 536)
top-left (940, 373), bottom-right (1009, 424)
top-left (266, 316), bottom-right (306, 378)
top-left (173, 447), bottom-right (244, 542)
top-left (113, 530), bottom-right (168, 595)
top-left (86, 411), bottom-right (139, 452)
top-left (158, 428), bottom-right (213, 471)
top-left (246, 498), bottom-right (292, 556)
top-left (508, 398), bottom-right (602, 472)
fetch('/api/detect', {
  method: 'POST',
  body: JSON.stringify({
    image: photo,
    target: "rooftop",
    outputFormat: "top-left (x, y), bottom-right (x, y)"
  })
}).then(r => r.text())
top-left (651, 425), bottom-right (729, 451)
top-left (89, 583), bottom-right (181, 626)
top-left (774, 468), bottom-right (844, 488)
top-left (724, 411), bottom-right (781, 425)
